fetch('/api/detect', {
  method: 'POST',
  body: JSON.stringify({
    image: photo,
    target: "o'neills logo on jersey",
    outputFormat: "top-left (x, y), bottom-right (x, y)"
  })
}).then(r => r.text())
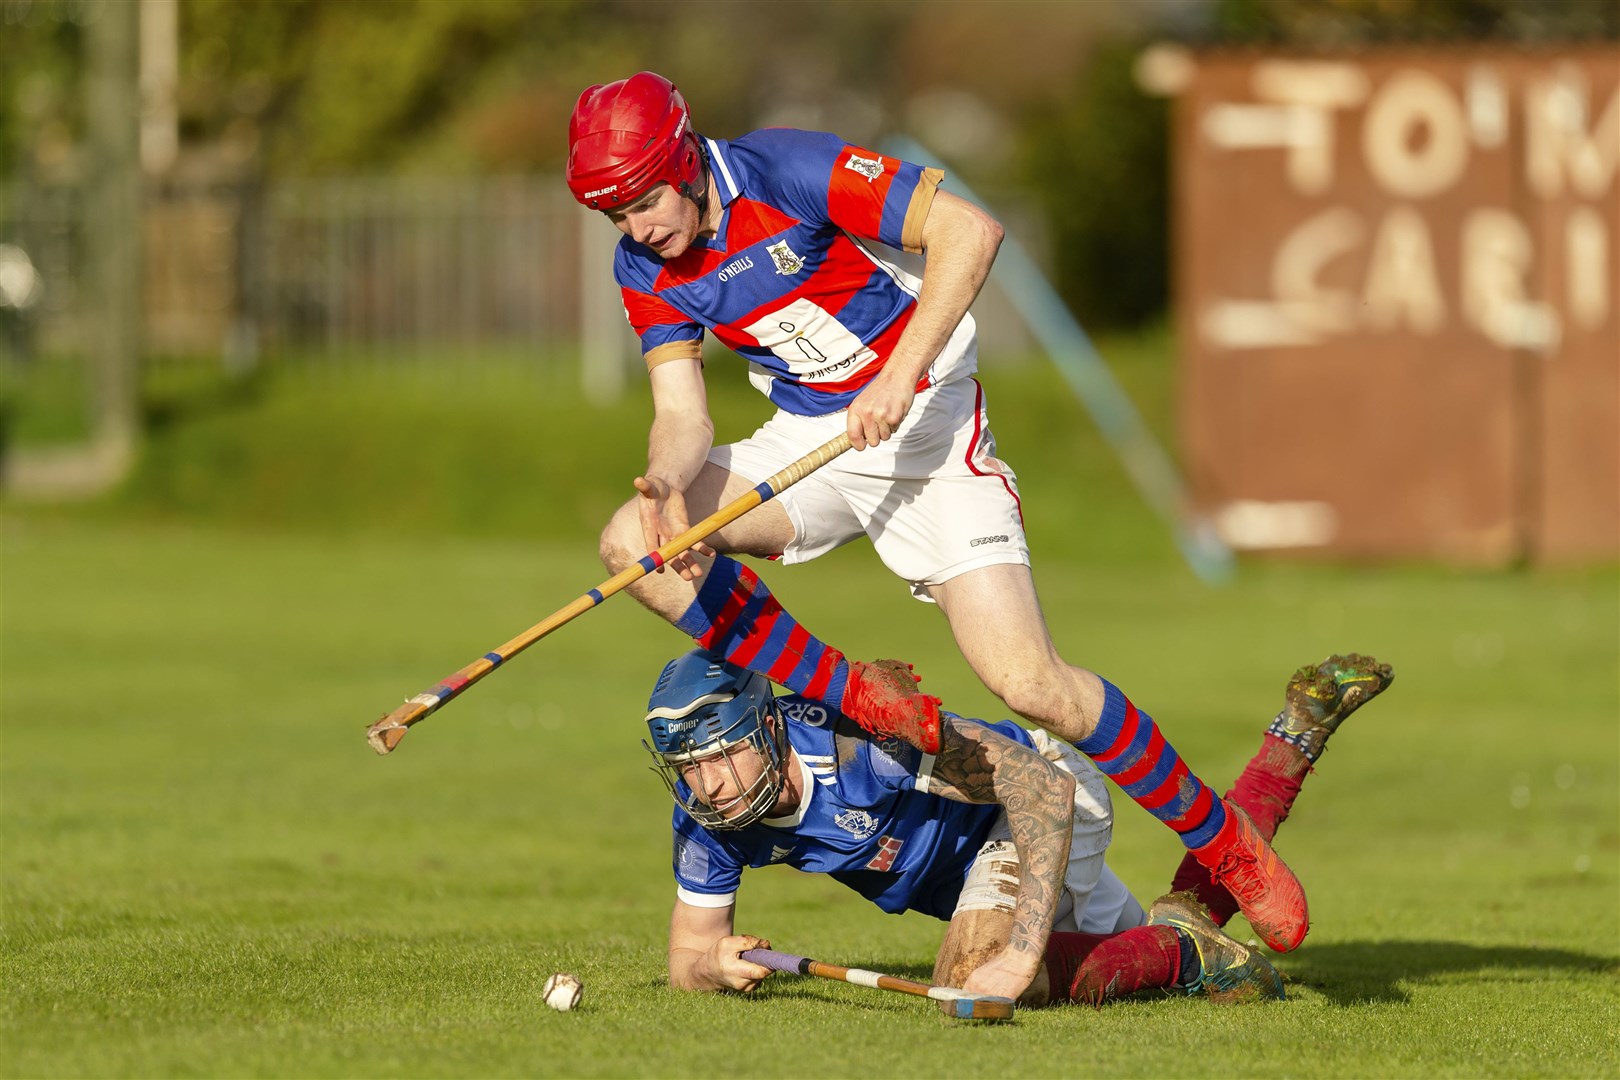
top-left (583, 184), bottom-right (618, 199)
top-left (844, 154), bottom-right (884, 182)
top-left (767, 240), bottom-right (804, 276)
top-left (716, 255), bottom-right (755, 282)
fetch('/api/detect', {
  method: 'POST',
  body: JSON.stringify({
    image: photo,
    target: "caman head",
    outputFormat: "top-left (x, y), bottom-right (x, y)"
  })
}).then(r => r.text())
top-left (643, 649), bottom-right (787, 830)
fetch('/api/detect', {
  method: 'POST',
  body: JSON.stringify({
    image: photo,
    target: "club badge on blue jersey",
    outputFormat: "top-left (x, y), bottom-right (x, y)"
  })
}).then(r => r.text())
top-left (835, 808), bottom-right (879, 839)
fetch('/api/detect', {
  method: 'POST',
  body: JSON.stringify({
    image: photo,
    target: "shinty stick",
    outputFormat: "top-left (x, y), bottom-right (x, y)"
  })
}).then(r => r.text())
top-left (740, 947), bottom-right (1016, 1021)
top-left (365, 433), bottom-right (853, 755)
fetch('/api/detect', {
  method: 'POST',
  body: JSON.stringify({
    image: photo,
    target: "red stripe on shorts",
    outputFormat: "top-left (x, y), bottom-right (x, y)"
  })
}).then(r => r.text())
top-left (963, 379), bottom-right (1023, 527)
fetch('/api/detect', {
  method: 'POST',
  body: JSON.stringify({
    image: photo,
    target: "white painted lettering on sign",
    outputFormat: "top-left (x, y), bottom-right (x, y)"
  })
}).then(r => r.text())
top-left (1198, 60), bottom-right (1616, 354)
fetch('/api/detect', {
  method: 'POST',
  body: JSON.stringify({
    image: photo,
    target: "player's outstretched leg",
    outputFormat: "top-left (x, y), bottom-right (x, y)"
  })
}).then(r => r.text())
top-left (1148, 891), bottom-right (1285, 1004)
top-left (1075, 679), bottom-right (1309, 952)
top-left (675, 557), bottom-right (941, 751)
top-left (1169, 653), bottom-right (1395, 926)
top-left (1040, 909), bottom-right (1280, 1007)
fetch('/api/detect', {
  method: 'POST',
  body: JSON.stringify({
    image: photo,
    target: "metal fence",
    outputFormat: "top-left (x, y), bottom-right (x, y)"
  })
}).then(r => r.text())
top-left (0, 180), bottom-right (85, 361)
top-left (0, 173), bottom-right (625, 373)
top-left (265, 176), bottom-right (589, 360)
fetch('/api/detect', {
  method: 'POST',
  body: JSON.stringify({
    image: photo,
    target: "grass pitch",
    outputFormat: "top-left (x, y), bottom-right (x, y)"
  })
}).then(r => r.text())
top-left (2, 354), bottom-right (1617, 1077)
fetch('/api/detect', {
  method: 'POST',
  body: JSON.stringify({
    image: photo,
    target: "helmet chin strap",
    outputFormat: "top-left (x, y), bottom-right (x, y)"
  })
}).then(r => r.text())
top-left (683, 140), bottom-right (712, 222)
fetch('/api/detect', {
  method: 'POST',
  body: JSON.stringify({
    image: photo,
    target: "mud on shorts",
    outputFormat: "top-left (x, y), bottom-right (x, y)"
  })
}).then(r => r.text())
top-left (951, 729), bottom-right (1147, 935)
top-left (707, 377), bottom-right (1029, 602)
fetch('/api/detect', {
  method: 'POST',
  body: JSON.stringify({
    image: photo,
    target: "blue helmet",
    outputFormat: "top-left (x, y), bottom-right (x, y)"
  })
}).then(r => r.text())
top-left (643, 649), bottom-right (787, 830)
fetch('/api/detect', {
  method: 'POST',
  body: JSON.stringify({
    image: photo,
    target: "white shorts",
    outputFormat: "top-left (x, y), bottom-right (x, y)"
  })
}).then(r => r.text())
top-left (951, 729), bottom-right (1146, 935)
top-left (708, 377), bottom-right (1029, 602)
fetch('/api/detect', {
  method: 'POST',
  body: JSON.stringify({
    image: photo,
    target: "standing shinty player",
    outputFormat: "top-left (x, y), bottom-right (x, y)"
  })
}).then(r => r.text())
top-left (645, 649), bottom-right (1394, 1005)
top-left (567, 71), bottom-right (1307, 952)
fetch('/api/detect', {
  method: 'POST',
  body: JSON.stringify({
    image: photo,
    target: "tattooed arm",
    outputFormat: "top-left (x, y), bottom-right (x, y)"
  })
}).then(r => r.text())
top-left (926, 716), bottom-right (1075, 999)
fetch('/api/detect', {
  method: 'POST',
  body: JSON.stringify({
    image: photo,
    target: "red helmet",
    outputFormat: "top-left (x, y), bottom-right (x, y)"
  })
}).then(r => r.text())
top-left (567, 72), bottom-right (703, 211)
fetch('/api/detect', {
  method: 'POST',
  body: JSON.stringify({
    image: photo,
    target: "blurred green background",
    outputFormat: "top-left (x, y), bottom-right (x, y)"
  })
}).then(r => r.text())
top-left (2, 1), bottom-right (1617, 1077)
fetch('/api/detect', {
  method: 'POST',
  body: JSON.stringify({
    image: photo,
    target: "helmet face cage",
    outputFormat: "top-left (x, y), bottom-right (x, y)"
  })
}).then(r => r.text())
top-left (644, 703), bottom-right (786, 830)
top-left (643, 651), bottom-right (788, 830)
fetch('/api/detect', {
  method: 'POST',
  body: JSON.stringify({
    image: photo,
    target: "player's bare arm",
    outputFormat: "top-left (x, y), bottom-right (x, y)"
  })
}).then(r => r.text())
top-left (925, 716), bottom-right (1074, 996)
top-left (667, 898), bottom-right (773, 993)
top-left (844, 191), bottom-right (1003, 450)
top-left (638, 358), bottom-right (716, 579)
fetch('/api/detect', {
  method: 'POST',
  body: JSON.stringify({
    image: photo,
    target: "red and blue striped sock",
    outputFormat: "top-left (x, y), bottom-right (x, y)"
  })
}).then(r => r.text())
top-left (674, 557), bottom-right (850, 705)
top-left (1075, 679), bottom-right (1228, 850)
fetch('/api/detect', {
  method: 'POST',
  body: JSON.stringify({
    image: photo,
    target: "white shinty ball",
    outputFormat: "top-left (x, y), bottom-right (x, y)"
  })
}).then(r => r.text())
top-left (542, 972), bottom-right (583, 1012)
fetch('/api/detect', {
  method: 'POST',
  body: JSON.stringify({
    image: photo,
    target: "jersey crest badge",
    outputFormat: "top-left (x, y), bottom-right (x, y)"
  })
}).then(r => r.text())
top-left (844, 154), bottom-right (884, 182)
top-left (867, 736), bottom-right (920, 779)
top-left (767, 240), bottom-right (804, 276)
top-left (834, 808), bottom-right (879, 840)
top-left (676, 835), bottom-right (710, 878)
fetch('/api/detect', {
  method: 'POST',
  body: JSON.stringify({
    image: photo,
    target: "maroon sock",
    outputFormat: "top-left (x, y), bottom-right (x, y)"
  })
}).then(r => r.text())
top-left (1044, 927), bottom-right (1182, 1006)
top-left (1168, 734), bottom-right (1310, 924)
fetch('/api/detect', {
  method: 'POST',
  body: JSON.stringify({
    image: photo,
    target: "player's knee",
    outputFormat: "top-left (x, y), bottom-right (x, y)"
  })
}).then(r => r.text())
top-left (987, 666), bottom-right (1062, 723)
top-left (598, 509), bottom-right (639, 573)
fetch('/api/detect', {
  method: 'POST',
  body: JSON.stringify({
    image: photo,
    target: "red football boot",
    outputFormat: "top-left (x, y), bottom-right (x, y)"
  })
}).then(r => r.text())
top-left (1189, 802), bottom-right (1309, 952)
top-left (842, 660), bottom-right (942, 753)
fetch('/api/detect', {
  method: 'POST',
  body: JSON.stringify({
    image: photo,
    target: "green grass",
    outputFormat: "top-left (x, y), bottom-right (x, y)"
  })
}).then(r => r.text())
top-left (3, 348), bottom-right (1617, 1077)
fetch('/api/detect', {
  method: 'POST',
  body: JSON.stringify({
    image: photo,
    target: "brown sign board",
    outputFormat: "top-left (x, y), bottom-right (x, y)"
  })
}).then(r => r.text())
top-left (1166, 46), bottom-right (1618, 564)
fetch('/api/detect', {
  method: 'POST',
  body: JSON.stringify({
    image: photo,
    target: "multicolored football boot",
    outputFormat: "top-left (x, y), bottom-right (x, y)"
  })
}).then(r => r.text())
top-left (1274, 653), bottom-right (1395, 762)
top-left (1150, 890), bottom-right (1286, 1004)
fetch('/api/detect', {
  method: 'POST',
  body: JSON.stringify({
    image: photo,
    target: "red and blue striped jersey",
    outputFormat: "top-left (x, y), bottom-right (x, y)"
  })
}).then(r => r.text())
top-left (614, 128), bottom-right (977, 416)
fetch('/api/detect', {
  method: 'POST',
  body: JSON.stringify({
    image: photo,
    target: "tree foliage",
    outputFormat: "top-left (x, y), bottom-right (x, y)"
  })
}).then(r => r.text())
top-left (1208, 0), bottom-right (1620, 45)
top-left (178, 0), bottom-right (585, 175)
top-left (1018, 40), bottom-right (1169, 331)
top-left (0, 0), bottom-right (89, 178)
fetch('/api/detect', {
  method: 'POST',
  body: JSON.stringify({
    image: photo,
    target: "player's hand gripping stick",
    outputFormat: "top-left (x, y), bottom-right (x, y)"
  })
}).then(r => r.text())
top-left (366, 433), bottom-right (854, 755)
top-left (740, 947), bottom-right (1016, 1021)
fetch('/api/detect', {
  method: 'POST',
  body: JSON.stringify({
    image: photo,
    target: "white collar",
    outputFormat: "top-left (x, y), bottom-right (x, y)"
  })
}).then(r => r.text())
top-left (762, 746), bottom-right (813, 829)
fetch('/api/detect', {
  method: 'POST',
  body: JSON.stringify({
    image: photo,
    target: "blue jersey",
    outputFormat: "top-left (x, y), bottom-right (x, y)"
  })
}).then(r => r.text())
top-left (615, 128), bottom-right (978, 417)
top-left (670, 696), bottom-right (1035, 920)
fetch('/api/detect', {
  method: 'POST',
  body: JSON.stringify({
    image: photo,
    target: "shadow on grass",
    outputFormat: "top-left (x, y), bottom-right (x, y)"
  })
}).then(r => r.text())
top-left (1283, 940), bottom-right (1619, 1006)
